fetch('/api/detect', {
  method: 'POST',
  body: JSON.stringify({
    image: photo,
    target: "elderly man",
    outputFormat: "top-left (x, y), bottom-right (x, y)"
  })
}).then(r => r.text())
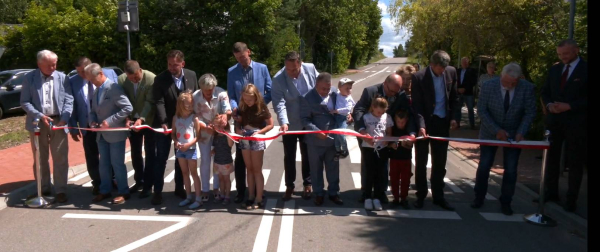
top-left (411, 50), bottom-right (459, 210)
top-left (541, 39), bottom-right (588, 212)
top-left (227, 42), bottom-right (272, 203)
top-left (300, 73), bottom-right (344, 206)
top-left (87, 63), bottom-right (133, 204)
top-left (272, 51), bottom-right (319, 201)
top-left (20, 50), bottom-right (73, 203)
top-left (352, 73), bottom-right (415, 204)
top-left (471, 63), bottom-right (536, 215)
top-left (69, 57), bottom-right (119, 195)
top-left (151, 50), bottom-right (199, 205)
top-left (193, 73), bottom-right (231, 202)
top-left (455, 57), bottom-right (478, 129)
top-left (118, 60), bottom-right (157, 198)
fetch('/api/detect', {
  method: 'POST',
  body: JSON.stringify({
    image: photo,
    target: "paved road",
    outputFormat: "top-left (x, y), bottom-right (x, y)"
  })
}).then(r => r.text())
top-left (0, 58), bottom-right (587, 252)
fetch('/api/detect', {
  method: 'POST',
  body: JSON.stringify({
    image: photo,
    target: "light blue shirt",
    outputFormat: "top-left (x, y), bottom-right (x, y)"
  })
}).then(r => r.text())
top-left (293, 67), bottom-right (310, 96)
top-left (171, 69), bottom-right (185, 91)
top-left (243, 62), bottom-right (254, 85)
top-left (430, 67), bottom-right (446, 118)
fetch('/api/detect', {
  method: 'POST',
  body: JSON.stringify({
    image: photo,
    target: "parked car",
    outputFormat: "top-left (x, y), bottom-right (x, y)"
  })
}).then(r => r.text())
top-left (0, 69), bottom-right (34, 119)
top-left (67, 66), bottom-right (124, 77)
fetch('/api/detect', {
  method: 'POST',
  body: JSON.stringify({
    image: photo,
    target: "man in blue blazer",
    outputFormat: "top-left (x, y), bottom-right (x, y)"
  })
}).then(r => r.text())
top-left (20, 50), bottom-right (73, 203)
top-left (68, 57), bottom-right (119, 195)
top-left (272, 51), bottom-right (319, 201)
top-left (471, 63), bottom-right (536, 215)
top-left (227, 42), bottom-right (272, 203)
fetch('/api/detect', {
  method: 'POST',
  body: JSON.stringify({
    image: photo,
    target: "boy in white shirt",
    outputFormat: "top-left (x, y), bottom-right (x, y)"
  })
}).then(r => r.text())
top-left (329, 78), bottom-right (356, 160)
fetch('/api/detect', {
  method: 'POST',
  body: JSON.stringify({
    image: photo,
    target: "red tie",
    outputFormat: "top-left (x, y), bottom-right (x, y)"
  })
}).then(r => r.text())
top-left (560, 64), bottom-right (570, 91)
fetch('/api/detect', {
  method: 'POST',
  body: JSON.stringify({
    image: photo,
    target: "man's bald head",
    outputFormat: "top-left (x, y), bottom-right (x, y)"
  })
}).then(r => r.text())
top-left (383, 73), bottom-right (403, 97)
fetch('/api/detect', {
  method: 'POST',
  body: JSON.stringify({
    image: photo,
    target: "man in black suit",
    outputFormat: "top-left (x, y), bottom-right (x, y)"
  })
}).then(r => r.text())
top-left (352, 73), bottom-right (416, 203)
top-left (541, 39), bottom-right (587, 212)
top-left (455, 57), bottom-right (478, 129)
top-left (411, 50), bottom-right (459, 210)
top-left (151, 50), bottom-right (199, 205)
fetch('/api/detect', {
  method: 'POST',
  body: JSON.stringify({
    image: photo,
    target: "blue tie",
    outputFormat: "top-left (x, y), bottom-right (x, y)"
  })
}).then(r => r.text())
top-left (504, 90), bottom-right (510, 113)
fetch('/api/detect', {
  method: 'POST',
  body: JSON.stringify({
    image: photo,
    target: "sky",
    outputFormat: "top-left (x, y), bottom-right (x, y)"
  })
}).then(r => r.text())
top-left (378, 0), bottom-right (409, 58)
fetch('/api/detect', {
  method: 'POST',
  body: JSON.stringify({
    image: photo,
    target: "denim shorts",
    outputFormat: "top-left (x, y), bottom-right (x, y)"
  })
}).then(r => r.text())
top-left (239, 128), bottom-right (266, 151)
top-left (176, 148), bottom-right (198, 160)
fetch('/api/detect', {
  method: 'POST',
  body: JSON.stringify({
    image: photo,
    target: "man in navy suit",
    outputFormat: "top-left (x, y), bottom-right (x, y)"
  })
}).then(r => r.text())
top-left (541, 39), bottom-right (588, 212)
top-left (227, 42), bottom-right (272, 203)
top-left (471, 63), bottom-right (536, 215)
top-left (68, 57), bottom-right (118, 195)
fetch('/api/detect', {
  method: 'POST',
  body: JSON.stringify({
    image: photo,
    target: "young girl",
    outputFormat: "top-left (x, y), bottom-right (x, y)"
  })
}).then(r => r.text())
top-left (211, 115), bottom-right (234, 205)
top-left (360, 97), bottom-right (393, 211)
top-left (172, 91), bottom-right (203, 209)
top-left (236, 84), bottom-right (274, 210)
top-left (388, 109), bottom-right (414, 209)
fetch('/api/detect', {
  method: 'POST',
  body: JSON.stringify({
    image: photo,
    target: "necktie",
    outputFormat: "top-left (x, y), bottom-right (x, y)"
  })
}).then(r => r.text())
top-left (504, 90), bottom-right (510, 113)
top-left (560, 64), bottom-right (570, 91)
top-left (88, 82), bottom-right (94, 102)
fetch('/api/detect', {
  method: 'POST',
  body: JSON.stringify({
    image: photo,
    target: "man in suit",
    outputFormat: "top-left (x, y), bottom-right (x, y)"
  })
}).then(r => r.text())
top-left (87, 63), bottom-right (133, 204)
top-left (227, 42), bottom-right (272, 203)
top-left (118, 60), bottom-right (156, 198)
top-left (151, 50), bottom-right (199, 205)
top-left (352, 73), bottom-right (416, 203)
top-left (471, 63), bottom-right (536, 215)
top-left (68, 57), bottom-right (119, 195)
top-left (300, 73), bottom-right (344, 206)
top-left (411, 50), bottom-right (460, 210)
top-left (20, 50), bottom-right (73, 203)
top-left (541, 39), bottom-right (587, 212)
top-left (455, 57), bottom-right (478, 129)
top-left (272, 51), bottom-right (318, 201)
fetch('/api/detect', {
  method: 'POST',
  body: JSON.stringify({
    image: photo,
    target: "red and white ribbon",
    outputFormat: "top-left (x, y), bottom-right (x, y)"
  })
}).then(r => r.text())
top-left (52, 125), bottom-right (172, 134)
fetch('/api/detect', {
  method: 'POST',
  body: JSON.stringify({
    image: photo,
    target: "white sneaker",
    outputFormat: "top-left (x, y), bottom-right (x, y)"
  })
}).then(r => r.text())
top-left (364, 199), bottom-right (374, 210)
top-left (373, 199), bottom-right (383, 211)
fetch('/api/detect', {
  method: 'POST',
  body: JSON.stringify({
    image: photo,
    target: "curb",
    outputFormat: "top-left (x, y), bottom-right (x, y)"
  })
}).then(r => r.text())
top-left (448, 145), bottom-right (587, 233)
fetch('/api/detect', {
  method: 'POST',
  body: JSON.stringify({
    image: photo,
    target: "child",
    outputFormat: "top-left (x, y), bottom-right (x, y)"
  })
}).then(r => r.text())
top-left (172, 91), bottom-right (203, 209)
top-left (359, 97), bottom-right (393, 211)
top-left (211, 115), bottom-right (234, 205)
top-left (236, 84), bottom-right (274, 210)
top-left (388, 109), bottom-right (415, 209)
top-left (330, 78), bottom-right (356, 160)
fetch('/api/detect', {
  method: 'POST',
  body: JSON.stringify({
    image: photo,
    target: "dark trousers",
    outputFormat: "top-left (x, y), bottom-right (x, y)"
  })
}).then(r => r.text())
top-left (129, 128), bottom-right (156, 191)
top-left (415, 115), bottom-right (449, 201)
top-left (282, 134), bottom-right (311, 188)
top-left (390, 159), bottom-right (412, 200)
top-left (362, 147), bottom-right (389, 199)
top-left (545, 125), bottom-right (586, 202)
top-left (474, 146), bottom-right (521, 204)
top-left (154, 132), bottom-right (183, 193)
top-left (357, 138), bottom-right (389, 195)
top-left (234, 143), bottom-right (246, 196)
top-left (82, 130), bottom-right (101, 187)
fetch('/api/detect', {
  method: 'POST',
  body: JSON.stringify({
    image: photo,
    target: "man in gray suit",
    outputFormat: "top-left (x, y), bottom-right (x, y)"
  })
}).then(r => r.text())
top-left (20, 50), bottom-right (73, 203)
top-left (272, 51), bottom-right (319, 201)
top-left (87, 63), bottom-right (133, 205)
top-left (300, 73), bottom-right (344, 206)
top-left (471, 63), bottom-right (536, 215)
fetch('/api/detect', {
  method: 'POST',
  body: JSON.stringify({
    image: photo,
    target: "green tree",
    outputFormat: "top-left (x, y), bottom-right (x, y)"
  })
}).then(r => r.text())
top-left (393, 43), bottom-right (405, 57)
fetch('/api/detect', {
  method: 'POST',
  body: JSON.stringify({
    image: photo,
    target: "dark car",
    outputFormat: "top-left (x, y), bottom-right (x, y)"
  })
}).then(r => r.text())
top-left (0, 69), bottom-right (34, 119)
top-left (67, 66), bottom-right (124, 78)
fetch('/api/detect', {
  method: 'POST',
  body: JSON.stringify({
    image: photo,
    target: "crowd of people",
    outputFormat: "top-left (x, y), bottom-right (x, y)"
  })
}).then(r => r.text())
top-left (20, 39), bottom-right (586, 215)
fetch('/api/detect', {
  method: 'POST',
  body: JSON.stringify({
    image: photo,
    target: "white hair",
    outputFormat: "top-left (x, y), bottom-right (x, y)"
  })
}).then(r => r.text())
top-left (199, 73), bottom-right (218, 90)
top-left (84, 63), bottom-right (103, 77)
top-left (501, 62), bottom-right (522, 79)
top-left (36, 50), bottom-right (58, 63)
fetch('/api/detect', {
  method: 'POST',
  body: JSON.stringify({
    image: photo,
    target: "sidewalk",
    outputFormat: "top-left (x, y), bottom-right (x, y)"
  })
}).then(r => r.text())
top-left (450, 108), bottom-right (588, 220)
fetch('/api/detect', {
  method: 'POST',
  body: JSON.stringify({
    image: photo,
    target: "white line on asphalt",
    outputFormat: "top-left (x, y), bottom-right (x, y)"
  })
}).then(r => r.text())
top-left (362, 66), bottom-right (375, 71)
top-left (444, 178), bottom-right (464, 193)
top-left (168, 155), bottom-right (176, 161)
top-left (277, 200), bottom-right (295, 252)
top-left (262, 169), bottom-right (271, 183)
top-left (231, 176), bottom-right (237, 192)
top-left (279, 173), bottom-right (286, 192)
top-left (386, 71), bottom-right (391, 73)
top-left (252, 199), bottom-right (277, 252)
top-left (295, 142), bottom-right (301, 162)
top-left (265, 126), bottom-right (280, 149)
top-left (69, 171), bottom-right (89, 182)
top-left (354, 66), bottom-right (389, 84)
top-left (411, 148), bottom-right (432, 169)
top-left (347, 136), bottom-right (361, 164)
top-left (298, 207), bottom-right (367, 217)
top-left (351, 172), bottom-right (361, 189)
top-left (164, 170), bottom-right (175, 183)
top-left (387, 209), bottom-right (462, 220)
top-left (479, 213), bottom-right (524, 222)
top-left (462, 179), bottom-right (497, 200)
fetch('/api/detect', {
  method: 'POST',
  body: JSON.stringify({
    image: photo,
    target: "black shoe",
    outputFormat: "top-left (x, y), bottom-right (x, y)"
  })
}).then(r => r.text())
top-left (329, 195), bottom-right (344, 205)
top-left (129, 183), bottom-right (143, 193)
top-left (151, 193), bottom-right (163, 205)
top-left (501, 204), bottom-right (513, 216)
top-left (174, 189), bottom-right (187, 199)
top-left (470, 199), bottom-right (484, 209)
top-left (234, 194), bottom-right (245, 204)
top-left (339, 150), bottom-right (349, 158)
top-left (139, 190), bottom-right (151, 199)
top-left (92, 186), bottom-right (100, 196)
top-left (413, 199), bottom-right (424, 209)
top-left (433, 199), bottom-right (455, 211)
top-left (400, 199), bottom-right (410, 209)
top-left (563, 200), bottom-right (577, 212)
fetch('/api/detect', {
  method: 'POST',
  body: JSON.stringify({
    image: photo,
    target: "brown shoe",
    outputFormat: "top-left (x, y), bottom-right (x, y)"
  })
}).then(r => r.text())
top-left (112, 194), bottom-right (130, 205)
top-left (282, 187), bottom-right (293, 201)
top-left (302, 185), bottom-right (312, 200)
top-left (92, 193), bottom-right (112, 203)
top-left (55, 193), bottom-right (68, 203)
top-left (314, 196), bottom-right (324, 206)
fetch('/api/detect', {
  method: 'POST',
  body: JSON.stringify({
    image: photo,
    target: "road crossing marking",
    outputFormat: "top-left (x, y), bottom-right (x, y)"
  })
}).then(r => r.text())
top-left (252, 199), bottom-right (278, 252)
top-left (479, 213), bottom-right (524, 222)
top-left (347, 136), bottom-right (361, 164)
top-left (462, 179), bottom-right (497, 200)
top-left (444, 178), bottom-right (464, 193)
top-left (277, 200), bottom-right (295, 252)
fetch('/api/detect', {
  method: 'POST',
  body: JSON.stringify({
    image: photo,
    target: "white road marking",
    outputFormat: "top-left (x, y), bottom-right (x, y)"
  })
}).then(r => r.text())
top-left (351, 172), bottom-right (361, 189)
top-left (347, 136), bottom-right (361, 164)
top-left (387, 209), bottom-right (462, 220)
top-left (277, 200), bottom-right (295, 252)
top-left (444, 178), bottom-right (464, 193)
top-left (279, 173), bottom-right (287, 192)
top-left (462, 179), bottom-right (497, 200)
top-left (480, 213), bottom-right (524, 222)
top-left (69, 172), bottom-right (89, 182)
top-left (252, 199), bottom-right (278, 252)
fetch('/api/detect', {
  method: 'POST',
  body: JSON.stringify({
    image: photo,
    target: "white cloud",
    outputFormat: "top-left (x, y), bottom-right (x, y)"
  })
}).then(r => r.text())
top-left (377, 1), bottom-right (388, 15)
top-left (377, 1), bottom-right (409, 58)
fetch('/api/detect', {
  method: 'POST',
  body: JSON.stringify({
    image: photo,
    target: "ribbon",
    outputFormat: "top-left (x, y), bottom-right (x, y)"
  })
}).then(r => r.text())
top-left (52, 125), bottom-right (172, 134)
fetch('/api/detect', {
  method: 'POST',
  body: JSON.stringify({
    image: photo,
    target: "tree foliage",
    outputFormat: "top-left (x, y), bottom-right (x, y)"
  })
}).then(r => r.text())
top-left (393, 43), bottom-right (406, 57)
